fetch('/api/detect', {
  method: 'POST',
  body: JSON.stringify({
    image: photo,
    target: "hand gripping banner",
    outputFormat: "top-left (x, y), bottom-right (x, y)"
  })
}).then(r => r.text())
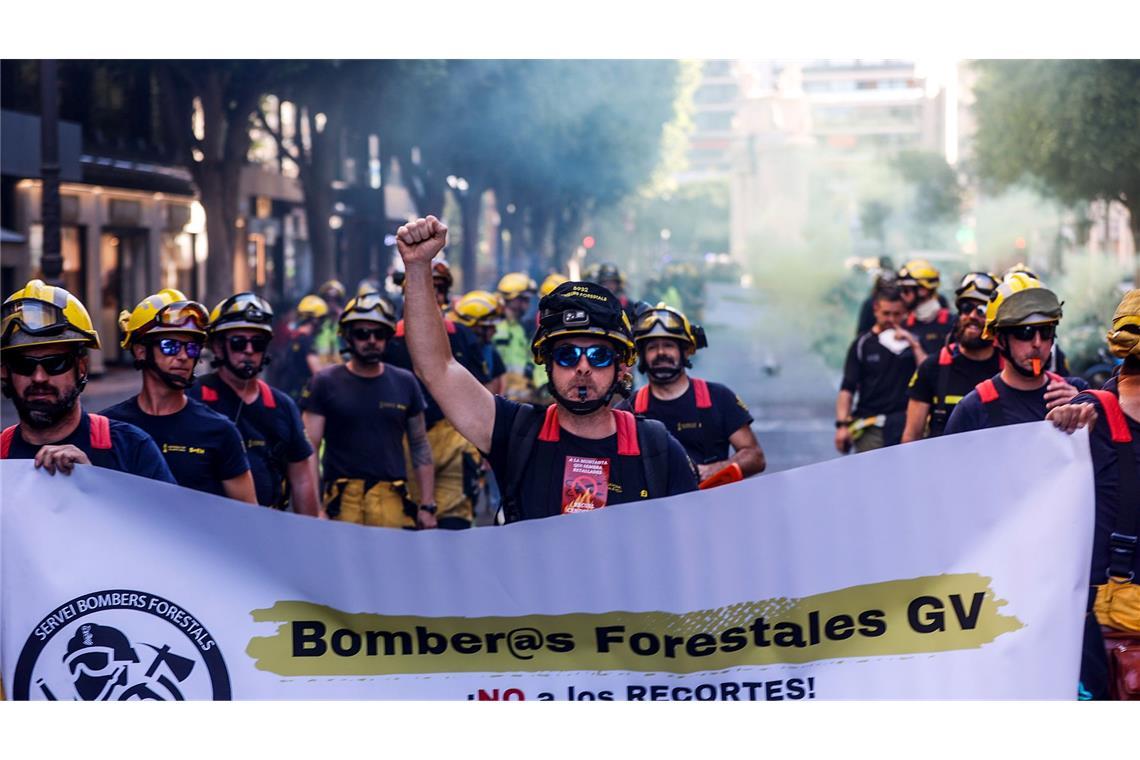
top-left (1, 423), bottom-right (1094, 700)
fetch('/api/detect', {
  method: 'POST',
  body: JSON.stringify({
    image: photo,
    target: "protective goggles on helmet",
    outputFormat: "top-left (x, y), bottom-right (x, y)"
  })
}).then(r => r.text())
top-left (956, 272), bottom-right (998, 300)
top-left (217, 294), bottom-right (273, 325)
top-left (154, 337), bottom-right (203, 358)
top-left (5, 351), bottom-right (78, 376)
top-left (2, 300), bottom-right (70, 340)
top-left (154, 301), bottom-right (209, 332)
top-left (550, 344), bottom-right (616, 369)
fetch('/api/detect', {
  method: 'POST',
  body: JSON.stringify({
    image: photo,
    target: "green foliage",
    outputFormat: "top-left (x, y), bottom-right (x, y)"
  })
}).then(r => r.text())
top-left (1054, 251), bottom-right (1130, 370)
top-left (972, 60), bottom-right (1140, 219)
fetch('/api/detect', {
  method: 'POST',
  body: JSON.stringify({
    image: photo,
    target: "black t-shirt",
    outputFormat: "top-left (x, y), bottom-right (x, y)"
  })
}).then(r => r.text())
top-left (188, 374), bottom-right (314, 508)
top-left (943, 374), bottom-right (1090, 434)
top-left (1073, 382), bottom-right (1140, 585)
top-left (616, 379), bottom-right (754, 465)
top-left (907, 347), bottom-right (1003, 437)
top-left (486, 396), bottom-right (699, 521)
top-left (841, 331), bottom-right (917, 418)
top-left (3, 411), bottom-right (176, 484)
top-left (101, 396), bottom-right (250, 496)
top-left (383, 322), bottom-right (488, 428)
top-left (277, 330), bottom-right (317, 402)
top-left (485, 344), bottom-right (506, 382)
top-left (299, 363), bottom-right (425, 483)
top-left (905, 309), bottom-right (955, 356)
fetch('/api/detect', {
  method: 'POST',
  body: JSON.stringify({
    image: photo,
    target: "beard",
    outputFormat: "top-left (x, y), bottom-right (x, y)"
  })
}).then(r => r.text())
top-left (647, 360), bottom-right (682, 383)
top-left (354, 347), bottom-right (384, 365)
top-left (229, 357), bottom-right (260, 379)
top-left (13, 383), bottom-right (81, 429)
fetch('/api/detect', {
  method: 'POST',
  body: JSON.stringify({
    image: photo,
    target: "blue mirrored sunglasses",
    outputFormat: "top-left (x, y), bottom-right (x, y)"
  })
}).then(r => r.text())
top-left (551, 344), bottom-right (615, 368)
top-left (156, 338), bottom-right (203, 358)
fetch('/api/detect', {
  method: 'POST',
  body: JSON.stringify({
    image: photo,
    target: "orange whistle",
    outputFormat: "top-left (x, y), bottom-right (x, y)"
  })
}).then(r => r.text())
top-left (699, 462), bottom-right (744, 490)
top-left (1031, 358), bottom-right (1042, 376)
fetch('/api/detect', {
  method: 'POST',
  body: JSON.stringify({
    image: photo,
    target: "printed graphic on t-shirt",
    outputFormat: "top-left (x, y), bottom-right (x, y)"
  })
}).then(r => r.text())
top-left (561, 456), bottom-right (611, 514)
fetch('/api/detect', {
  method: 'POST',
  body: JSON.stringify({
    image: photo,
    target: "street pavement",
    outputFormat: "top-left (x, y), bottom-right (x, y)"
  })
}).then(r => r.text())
top-left (1, 281), bottom-right (842, 474)
top-left (691, 282), bottom-right (840, 473)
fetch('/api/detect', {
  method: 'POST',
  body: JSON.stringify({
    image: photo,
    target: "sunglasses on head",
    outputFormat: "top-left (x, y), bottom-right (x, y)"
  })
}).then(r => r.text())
top-left (1006, 324), bottom-right (1056, 342)
top-left (551, 344), bottom-right (616, 369)
top-left (226, 334), bottom-right (270, 353)
top-left (5, 352), bottom-right (77, 376)
top-left (350, 327), bottom-right (389, 342)
top-left (155, 338), bottom-right (203, 358)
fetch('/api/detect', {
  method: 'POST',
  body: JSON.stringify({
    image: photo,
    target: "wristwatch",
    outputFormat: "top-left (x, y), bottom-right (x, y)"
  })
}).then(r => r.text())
top-left (419, 503), bottom-right (438, 515)
top-left (835, 419), bottom-right (852, 429)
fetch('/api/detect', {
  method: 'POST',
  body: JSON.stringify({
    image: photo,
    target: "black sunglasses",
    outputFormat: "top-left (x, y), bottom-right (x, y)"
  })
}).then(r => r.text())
top-left (551, 344), bottom-right (616, 369)
top-left (156, 338), bottom-right (203, 358)
top-left (1006, 324), bottom-right (1056, 342)
top-left (957, 301), bottom-right (987, 317)
top-left (5, 352), bottom-right (77, 376)
top-left (350, 327), bottom-right (389, 342)
top-left (227, 335), bottom-right (270, 353)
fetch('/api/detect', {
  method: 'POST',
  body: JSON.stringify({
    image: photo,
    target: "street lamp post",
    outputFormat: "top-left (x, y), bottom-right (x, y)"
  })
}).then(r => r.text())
top-left (39, 60), bottom-right (63, 287)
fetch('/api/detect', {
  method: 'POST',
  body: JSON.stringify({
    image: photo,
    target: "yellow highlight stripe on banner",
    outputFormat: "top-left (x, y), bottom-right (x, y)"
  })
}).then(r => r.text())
top-left (246, 573), bottom-right (1023, 676)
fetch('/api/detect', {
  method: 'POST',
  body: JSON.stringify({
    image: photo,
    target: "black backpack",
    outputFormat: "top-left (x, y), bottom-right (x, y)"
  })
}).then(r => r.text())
top-left (500, 405), bottom-right (673, 524)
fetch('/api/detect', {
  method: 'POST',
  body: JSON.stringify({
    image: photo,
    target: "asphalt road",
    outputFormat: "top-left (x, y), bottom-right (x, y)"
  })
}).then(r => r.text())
top-left (1, 281), bottom-right (842, 475)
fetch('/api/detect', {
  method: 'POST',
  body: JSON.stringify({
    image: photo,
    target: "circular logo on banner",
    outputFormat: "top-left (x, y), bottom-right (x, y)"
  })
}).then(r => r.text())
top-left (13, 590), bottom-right (230, 701)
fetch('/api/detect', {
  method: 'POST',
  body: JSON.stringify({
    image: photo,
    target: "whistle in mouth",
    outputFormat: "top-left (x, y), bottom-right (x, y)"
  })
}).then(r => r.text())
top-left (1031, 358), bottom-right (1042, 376)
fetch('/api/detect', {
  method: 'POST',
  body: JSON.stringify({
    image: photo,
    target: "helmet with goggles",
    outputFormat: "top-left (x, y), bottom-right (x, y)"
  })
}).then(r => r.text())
top-left (531, 281), bottom-right (635, 366)
top-left (954, 271), bottom-right (999, 305)
top-left (452, 290), bottom-right (504, 328)
top-left (898, 259), bottom-right (940, 291)
top-left (632, 302), bottom-right (708, 355)
top-left (2, 279), bottom-right (100, 351)
top-left (119, 289), bottom-right (208, 349)
top-left (208, 292), bottom-right (274, 336)
top-left (339, 291), bottom-right (397, 334)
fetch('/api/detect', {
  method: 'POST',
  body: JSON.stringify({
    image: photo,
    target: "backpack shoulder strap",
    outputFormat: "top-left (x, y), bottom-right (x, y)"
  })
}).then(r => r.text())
top-left (939, 345), bottom-right (955, 366)
top-left (937, 307), bottom-right (950, 325)
top-left (977, 378), bottom-right (999, 403)
top-left (87, 414), bottom-right (112, 450)
top-left (1085, 389), bottom-right (1132, 444)
top-left (394, 320), bottom-right (406, 338)
top-left (200, 384), bottom-right (219, 403)
top-left (502, 403), bottom-right (545, 523)
top-left (1, 425), bottom-right (17, 459)
top-left (257, 379), bottom-right (277, 409)
top-left (633, 386), bottom-right (651, 414)
top-left (905, 313), bottom-right (916, 327)
top-left (1083, 390), bottom-right (1139, 581)
top-left (612, 409), bottom-right (641, 456)
top-left (691, 378), bottom-right (712, 409)
top-left (634, 417), bottom-right (672, 499)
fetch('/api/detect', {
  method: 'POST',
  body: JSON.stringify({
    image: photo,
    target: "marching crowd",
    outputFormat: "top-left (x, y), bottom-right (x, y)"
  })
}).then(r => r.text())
top-left (2, 215), bottom-right (1137, 699)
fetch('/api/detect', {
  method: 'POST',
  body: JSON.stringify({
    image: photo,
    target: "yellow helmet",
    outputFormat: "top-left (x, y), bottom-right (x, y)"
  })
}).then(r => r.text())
top-left (497, 272), bottom-right (537, 301)
top-left (339, 291), bottom-right (397, 334)
top-left (898, 259), bottom-right (940, 291)
top-left (296, 294), bottom-right (329, 321)
top-left (1002, 262), bottom-right (1038, 282)
top-left (452, 290), bottom-right (504, 328)
top-left (983, 273), bottom-right (1063, 340)
top-left (2, 279), bottom-right (101, 351)
top-left (318, 279), bottom-right (347, 302)
top-left (1107, 289), bottom-right (1140, 359)
top-left (208, 292), bottom-right (274, 336)
top-left (539, 273), bottom-right (569, 299)
top-left (119, 289), bottom-right (208, 349)
top-left (632, 303), bottom-right (708, 355)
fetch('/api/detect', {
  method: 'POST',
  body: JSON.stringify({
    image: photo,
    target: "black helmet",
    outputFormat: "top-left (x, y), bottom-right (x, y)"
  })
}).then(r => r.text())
top-left (207, 292), bottom-right (274, 337)
top-left (531, 281), bottom-right (635, 366)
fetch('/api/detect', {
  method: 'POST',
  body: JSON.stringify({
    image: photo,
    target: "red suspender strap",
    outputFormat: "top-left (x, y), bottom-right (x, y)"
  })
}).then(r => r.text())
top-left (394, 320), bottom-right (406, 338)
top-left (257, 380), bottom-right (277, 409)
top-left (634, 386), bottom-right (650, 414)
top-left (1087, 390), bottom-right (1133, 444)
top-left (87, 414), bottom-right (113, 450)
top-left (938, 346), bottom-right (954, 366)
top-left (1, 425), bottom-right (16, 459)
top-left (692, 378), bottom-right (712, 409)
top-left (200, 385), bottom-right (219, 403)
top-left (444, 319), bottom-right (456, 334)
top-left (905, 313), bottom-right (916, 327)
top-left (977, 379), bottom-right (999, 404)
top-left (537, 403), bottom-right (561, 442)
top-left (937, 308), bottom-right (950, 325)
top-left (613, 409), bottom-right (641, 456)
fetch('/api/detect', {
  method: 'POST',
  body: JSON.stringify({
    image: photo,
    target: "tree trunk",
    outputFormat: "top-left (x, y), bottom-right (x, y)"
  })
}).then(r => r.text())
top-left (300, 107), bottom-right (336, 288)
top-left (1128, 197), bottom-right (1140, 287)
top-left (458, 181), bottom-right (482, 292)
top-left (196, 70), bottom-right (234, 305)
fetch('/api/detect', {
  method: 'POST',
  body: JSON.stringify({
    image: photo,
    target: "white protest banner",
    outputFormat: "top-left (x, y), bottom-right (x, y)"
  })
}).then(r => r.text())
top-left (1, 422), bottom-right (1094, 700)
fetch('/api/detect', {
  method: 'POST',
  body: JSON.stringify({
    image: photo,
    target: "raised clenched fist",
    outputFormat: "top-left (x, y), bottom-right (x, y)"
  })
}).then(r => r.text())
top-left (396, 216), bottom-right (448, 265)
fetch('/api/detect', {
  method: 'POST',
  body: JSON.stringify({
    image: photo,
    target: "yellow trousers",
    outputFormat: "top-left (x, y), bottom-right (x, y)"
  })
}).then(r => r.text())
top-left (404, 419), bottom-right (481, 527)
top-left (323, 479), bottom-right (414, 529)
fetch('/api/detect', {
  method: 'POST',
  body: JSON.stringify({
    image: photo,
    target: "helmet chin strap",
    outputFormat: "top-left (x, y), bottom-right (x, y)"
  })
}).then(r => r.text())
top-left (996, 336), bottom-right (1043, 378)
top-left (549, 378), bottom-right (622, 416)
top-left (216, 344), bottom-right (263, 380)
top-left (143, 345), bottom-right (197, 390)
